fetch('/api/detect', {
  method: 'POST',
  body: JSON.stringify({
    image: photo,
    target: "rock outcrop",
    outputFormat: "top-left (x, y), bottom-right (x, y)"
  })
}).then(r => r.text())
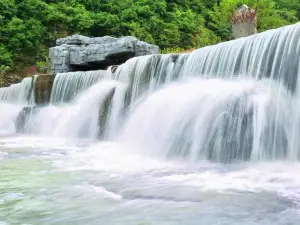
top-left (231, 4), bottom-right (257, 39)
top-left (49, 35), bottom-right (159, 74)
top-left (34, 75), bottom-right (54, 105)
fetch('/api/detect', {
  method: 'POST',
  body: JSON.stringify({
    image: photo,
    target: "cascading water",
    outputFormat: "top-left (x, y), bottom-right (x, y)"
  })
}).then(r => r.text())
top-left (0, 76), bottom-right (37, 134)
top-left (1, 22), bottom-right (300, 161)
top-left (182, 23), bottom-right (300, 88)
top-left (2, 23), bottom-right (300, 225)
top-left (113, 54), bottom-right (188, 105)
top-left (0, 76), bottom-right (36, 105)
top-left (21, 69), bottom-right (124, 138)
top-left (50, 70), bottom-right (110, 104)
top-left (120, 78), bottom-right (293, 162)
top-left (26, 80), bottom-right (123, 138)
top-left (0, 103), bottom-right (23, 135)
top-left (110, 23), bottom-right (300, 162)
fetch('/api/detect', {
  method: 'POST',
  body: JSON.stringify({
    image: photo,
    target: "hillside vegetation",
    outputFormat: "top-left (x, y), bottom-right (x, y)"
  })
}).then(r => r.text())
top-left (0, 0), bottom-right (299, 76)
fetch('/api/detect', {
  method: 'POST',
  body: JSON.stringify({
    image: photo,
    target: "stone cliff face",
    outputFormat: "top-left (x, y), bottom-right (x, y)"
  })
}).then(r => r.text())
top-left (34, 75), bottom-right (53, 105)
top-left (49, 35), bottom-right (159, 74)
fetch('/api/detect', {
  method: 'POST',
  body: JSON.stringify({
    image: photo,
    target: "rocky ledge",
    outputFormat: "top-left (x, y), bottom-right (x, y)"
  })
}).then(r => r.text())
top-left (49, 35), bottom-right (159, 74)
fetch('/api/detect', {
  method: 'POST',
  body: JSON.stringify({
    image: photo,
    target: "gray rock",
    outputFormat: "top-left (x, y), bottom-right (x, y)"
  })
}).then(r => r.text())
top-left (231, 4), bottom-right (257, 39)
top-left (50, 35), bottom-right (159, 74)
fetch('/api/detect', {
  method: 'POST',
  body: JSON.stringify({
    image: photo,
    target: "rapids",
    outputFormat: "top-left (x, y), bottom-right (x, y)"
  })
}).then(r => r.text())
top-left (1, 137), bottom-right (300, 224)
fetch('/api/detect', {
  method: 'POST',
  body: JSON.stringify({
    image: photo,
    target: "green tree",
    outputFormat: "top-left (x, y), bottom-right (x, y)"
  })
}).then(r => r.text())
top-left (209, 0), bottom-right (298, 40)
top-left (0, 0), bottom-right (17, 26)
top-left (0, 45), bottom-right (13, 68)
top-left (275, 0), bottom-right (300, 20)
top-left (243, 0), bottom-right (297, 30)
top-left (2, 17), bottom-right (45, 68)
top-left (0, 0), bottom-right (298, 80)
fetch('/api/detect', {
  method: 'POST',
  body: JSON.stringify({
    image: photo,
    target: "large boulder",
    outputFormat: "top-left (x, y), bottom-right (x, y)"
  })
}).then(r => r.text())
top-left (49, 35), bottom-right (159, 74)
top-left (231, 4), bottom-right (257, 39)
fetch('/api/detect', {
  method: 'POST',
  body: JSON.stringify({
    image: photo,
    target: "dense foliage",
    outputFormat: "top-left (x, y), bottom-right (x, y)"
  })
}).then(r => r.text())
top-left (0, 0), bottom-right (299, 75)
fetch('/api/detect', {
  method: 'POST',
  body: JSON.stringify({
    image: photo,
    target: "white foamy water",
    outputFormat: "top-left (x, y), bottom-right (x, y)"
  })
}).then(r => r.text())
top-left (26, 80), bottom-right (123, 138)
top-left (0, 137), bottom-right (300, 224)
top-left (0, 103), bottom-right (22, 135)
top-left (1, 77), bottom-right (300, 223)
top-left (120, 78), bottom-right (295, 162)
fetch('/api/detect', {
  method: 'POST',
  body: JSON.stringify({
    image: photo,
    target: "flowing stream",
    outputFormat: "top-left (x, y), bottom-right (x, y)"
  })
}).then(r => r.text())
top-left (1, 23), bottom-right (300, 224)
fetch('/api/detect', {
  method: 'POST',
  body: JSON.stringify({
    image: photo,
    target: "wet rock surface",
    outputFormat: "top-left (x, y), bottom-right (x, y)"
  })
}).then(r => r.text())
top-left (35, 75), bottom-right (54, 105)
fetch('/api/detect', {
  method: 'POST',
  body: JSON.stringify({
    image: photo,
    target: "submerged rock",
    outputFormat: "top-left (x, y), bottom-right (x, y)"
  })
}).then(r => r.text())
top-left (49, 35), bottom-right (159, 74)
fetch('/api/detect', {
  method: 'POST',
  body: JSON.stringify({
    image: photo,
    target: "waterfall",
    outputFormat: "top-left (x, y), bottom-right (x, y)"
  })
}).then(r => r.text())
top-left (182, 23), bottom-right (300, 90)
top-left (25, 80), bottom-right (124, 138)
top-left (0, 76), bottom-right (36, 105)
top-left (1, 22), bottom-right (300, 162)
top-left (120, 78), bottom-right (293, 162)
top-left (0, 76), bottom-right (37, 134)
top-left (19, 69), bottom-right (117, 137)
top-left (0, 103), bottom-right (23, 135)
top-left (113, 54), bottom-right (188, 105)
top-left (50, 70), bottom-right (110, 104)
top-left (0, 76), bottom-right (37, 135)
